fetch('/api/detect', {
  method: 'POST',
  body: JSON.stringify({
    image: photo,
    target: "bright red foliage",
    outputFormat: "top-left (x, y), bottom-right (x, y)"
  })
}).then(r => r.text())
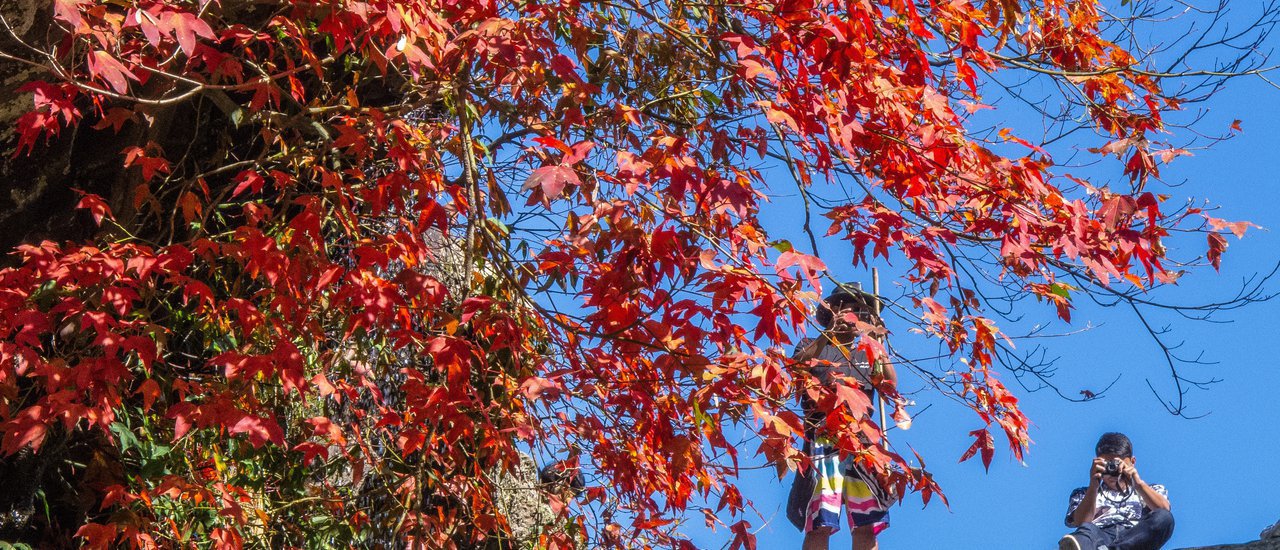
top-left (0, 0), bottom-right (1253, 546)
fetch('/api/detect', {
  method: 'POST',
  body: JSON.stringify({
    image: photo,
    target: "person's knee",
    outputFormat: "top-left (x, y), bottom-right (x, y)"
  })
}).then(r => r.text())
top-left (1146, 508), bottom-right (1175, 532)
top-left (851, 526), bottom-right (880, 550)
top-left (1146, 506), bottom-right (1172, 537)
top-left (852, 525), bottom-right (877, 538)
top-left (802, 529), bottom-right (833, 550)
top-left (1065, 522), bottom-right (1100, 547)
top-left (806, 525), bottom-right (838, 538)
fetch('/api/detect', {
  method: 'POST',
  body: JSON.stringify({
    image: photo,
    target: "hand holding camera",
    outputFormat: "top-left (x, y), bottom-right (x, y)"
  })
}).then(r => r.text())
top-left (1090, 456), bottom-right (1139, 487)
top-left (1089, 457), bottom-right (1108, 484)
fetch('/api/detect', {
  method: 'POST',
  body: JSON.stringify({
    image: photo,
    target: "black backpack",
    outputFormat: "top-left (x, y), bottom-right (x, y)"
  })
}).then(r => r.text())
top-left (785, 468), bottom-right (816, 531)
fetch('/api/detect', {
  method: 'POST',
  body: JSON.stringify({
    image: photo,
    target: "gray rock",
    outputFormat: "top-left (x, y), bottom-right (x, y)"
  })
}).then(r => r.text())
top-left (1264, 520), bottom-right (1280, 540)
top-left (1178, 540), bottom-right (1280, 550)
top-left (1177, 520), bottom-right (1280, 550)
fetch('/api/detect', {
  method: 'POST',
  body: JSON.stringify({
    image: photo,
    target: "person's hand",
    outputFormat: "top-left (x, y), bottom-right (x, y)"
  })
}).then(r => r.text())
top-left (1089, 457), bottom-right (1107, 486)
top-left (1120, 460), bottom-right (1140, 483)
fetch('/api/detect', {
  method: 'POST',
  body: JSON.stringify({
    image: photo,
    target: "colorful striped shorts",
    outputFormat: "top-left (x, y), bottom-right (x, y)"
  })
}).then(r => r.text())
top-left (803, 435), bottom-right (893, 535)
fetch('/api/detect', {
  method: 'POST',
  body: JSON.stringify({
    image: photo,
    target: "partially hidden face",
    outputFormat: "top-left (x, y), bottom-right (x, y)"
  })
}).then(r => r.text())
top-left (1098, 454), bottom-right (1135, 486)
top-left (827, 302), bottom-right (875, 337)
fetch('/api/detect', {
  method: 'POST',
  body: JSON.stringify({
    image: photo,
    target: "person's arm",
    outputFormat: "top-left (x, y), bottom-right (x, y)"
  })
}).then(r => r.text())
top-left (1067, 458), bottom-right (1107, 527)
top-left (1124, 462), bottom-right (1171, 511)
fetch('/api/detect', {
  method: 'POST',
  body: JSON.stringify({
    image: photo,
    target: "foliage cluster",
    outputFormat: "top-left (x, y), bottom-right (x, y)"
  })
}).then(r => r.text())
top-left (0, 0), bottom-right (1266, 547)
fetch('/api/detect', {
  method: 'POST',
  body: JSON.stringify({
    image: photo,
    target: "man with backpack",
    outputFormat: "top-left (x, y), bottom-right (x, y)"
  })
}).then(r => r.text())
top-left (788, 283), bottom-right (897, 550)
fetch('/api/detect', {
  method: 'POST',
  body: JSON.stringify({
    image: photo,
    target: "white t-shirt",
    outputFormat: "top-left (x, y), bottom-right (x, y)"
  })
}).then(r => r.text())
top-left (1065, 482), bottom-right (1169, 529)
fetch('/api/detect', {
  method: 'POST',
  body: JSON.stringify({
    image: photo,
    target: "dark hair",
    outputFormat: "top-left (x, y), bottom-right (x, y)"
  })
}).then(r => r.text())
top-left (539, 461), bottom-right (584, 496)
top-left (1095, 432), bottom-right (1133, 458)
top-left (815, 283), bottom-right (881, 329)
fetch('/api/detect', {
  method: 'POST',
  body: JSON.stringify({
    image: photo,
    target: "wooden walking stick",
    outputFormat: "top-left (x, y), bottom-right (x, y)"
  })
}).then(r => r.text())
top-left (873, 268), bottom-right (888, 432)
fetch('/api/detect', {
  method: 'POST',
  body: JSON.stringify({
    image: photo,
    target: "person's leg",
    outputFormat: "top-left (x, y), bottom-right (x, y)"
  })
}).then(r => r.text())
top-left (804, 495), bottom-right (841, 550)
top-left (803, 435), bottom-right (844, 549)
top-left (844, 465), bottom-right (888, 550)
top-left (1111, 509), bottom-right (1175, 550)
top-left (802, 530), bottom-right (832, 550)
top-left (851, 525), bottom-right (878, 550)
top-left (1061, 522), bottom-right (1106, 550)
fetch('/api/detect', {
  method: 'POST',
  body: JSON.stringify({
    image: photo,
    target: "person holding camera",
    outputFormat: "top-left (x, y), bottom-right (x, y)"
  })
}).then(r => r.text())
top-left (1059, 432), bottom-right (1174, 550)
top-left (789, 283), bottom-right (897, 550)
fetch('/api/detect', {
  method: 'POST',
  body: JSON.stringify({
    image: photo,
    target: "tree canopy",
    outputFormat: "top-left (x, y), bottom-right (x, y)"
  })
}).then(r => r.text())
top-left (0, 0), bottom-right (1271, 547)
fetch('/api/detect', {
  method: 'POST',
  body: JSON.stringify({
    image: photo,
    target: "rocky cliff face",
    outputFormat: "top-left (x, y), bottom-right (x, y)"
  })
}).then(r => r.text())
top-left (1180, 541), bottom-right (1280, 550)
top-left (1179, 523), bottom-right (1280, 550)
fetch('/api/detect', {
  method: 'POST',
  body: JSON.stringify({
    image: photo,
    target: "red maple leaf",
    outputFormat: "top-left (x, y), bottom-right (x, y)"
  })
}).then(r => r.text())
top-left (87, 51), bottom-right (137, 94)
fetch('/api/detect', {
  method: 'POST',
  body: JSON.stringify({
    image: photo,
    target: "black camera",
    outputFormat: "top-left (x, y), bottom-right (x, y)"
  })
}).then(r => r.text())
top-left (1103, 459), bottom-right (1122, 476)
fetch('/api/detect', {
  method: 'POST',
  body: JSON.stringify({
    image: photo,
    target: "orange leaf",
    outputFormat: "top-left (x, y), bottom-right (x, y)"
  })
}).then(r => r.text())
top-left (137, 379), bottom-right (161, 412)
top-left (179, 191), bottom-right (202, 222)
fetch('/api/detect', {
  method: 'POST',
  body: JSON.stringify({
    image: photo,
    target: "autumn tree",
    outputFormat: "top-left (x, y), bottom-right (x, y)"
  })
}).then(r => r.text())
top-left (0, 0), bottom-right (1274, 547)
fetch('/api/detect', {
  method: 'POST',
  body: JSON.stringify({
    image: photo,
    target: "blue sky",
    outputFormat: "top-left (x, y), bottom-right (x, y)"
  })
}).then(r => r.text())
top-left (681, 14), bottom-right (1280, 550)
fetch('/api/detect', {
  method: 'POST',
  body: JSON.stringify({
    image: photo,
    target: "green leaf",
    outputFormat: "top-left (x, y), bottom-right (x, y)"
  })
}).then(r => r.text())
top-left (109, 421), bottom-right (140, 453)
top-left (701, 89), bottom-right (723, 108)
top-left (486, 217), bottom-right (509, 237)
